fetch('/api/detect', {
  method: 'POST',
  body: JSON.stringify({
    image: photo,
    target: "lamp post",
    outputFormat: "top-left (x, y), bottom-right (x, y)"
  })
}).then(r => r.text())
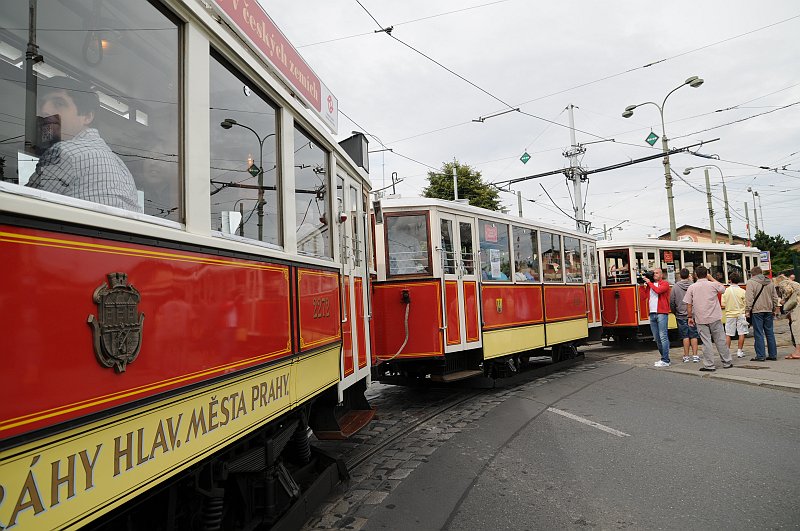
top-left (747, 186), bottom-right (760, 233)
top-left (622, 76), bottom-right (704, 241)
top-left (220, 118), bottom-right (275, 241)
top-left (684, 165), bottom-right (732, 244)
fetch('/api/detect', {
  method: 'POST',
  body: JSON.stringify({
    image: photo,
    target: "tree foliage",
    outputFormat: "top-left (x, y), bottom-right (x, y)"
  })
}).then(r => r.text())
top-left (752, 230), bottom-right (799, 274)
top-left (422, 161), bottom-right (500, 211)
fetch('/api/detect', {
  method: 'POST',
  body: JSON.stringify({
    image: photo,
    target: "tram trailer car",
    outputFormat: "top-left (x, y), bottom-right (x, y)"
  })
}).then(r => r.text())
top-left (597, 240), bottom-right (760, 344)
top-left (0, 1), bottom-right (375, 529)
top-left (370, 198), bottom-right (602, 383)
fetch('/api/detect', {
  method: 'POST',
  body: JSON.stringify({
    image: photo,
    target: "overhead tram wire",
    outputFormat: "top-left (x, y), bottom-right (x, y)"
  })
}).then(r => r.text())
top-left (673, 100), bottom-right (800, 140)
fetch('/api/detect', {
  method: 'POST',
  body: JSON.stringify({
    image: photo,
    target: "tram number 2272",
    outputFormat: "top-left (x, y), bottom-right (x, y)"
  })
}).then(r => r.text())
top-left (312, 298), bottom-right (331, 319)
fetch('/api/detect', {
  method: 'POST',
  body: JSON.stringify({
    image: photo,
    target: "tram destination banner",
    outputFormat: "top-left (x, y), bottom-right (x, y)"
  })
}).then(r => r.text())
top-left (211, 0), bottom-right (339, 134)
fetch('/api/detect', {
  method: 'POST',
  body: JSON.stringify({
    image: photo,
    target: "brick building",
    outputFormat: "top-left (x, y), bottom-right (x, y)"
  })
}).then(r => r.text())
top-left (658, 224), bottom-right (750, 246)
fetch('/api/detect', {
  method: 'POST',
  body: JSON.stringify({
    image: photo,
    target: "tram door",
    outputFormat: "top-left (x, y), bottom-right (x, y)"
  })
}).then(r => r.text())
top-left (337, 174), bottom-right (371, 383)
top-left (440, 214), bottom-right (482, 353)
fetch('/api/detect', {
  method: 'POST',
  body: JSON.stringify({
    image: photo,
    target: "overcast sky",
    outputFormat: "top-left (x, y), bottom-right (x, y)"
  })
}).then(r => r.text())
top-left (264, 0), bottom-right (800, 243)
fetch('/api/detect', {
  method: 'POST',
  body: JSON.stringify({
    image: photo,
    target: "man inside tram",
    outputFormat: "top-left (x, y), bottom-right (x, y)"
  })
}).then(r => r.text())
top-left (26, 76), bottom-right (142, 212)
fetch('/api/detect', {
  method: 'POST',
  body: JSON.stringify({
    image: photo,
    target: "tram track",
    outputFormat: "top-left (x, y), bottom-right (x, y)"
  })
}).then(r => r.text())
top-left (343, 354), bottom-right (586, 472)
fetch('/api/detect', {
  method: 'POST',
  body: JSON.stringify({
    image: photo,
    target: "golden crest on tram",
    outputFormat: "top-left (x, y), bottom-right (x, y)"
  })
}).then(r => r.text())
top-left (88, 272), bottom-right (145, 373)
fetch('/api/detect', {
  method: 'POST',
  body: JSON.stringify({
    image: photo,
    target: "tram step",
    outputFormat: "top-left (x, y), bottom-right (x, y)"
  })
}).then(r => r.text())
top-left (430, 369), bottom-right (484, 383)
top-left (313, 408), bottom-right (377, 440)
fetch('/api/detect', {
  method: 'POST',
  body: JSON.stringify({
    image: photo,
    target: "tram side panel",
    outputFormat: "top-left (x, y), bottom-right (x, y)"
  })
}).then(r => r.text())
top-left (480, 284), bottom-right (545, 359)
top-left (543, 285), bottom-right (589, 344)
top-left (0, 224), bottom-right (345, 529)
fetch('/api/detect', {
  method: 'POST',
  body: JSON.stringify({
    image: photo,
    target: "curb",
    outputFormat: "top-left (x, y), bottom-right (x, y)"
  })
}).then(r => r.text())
top-left (660, 366), bottom-right (800, 393)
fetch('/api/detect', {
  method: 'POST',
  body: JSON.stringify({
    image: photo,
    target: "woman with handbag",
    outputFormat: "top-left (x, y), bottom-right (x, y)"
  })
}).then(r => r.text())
top-left (778, 277), bottom-right (800, 359)
top-left (745, 266), bottom-right (780, 361)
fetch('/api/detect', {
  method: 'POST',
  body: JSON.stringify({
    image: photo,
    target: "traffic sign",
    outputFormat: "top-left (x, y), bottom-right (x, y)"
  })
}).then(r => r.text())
top-left (248, 164), bottom-right (260, 177)
top-left (645, 132), bottom-right (659, 146)
top-left (520, 152), bottom-right (531, 164)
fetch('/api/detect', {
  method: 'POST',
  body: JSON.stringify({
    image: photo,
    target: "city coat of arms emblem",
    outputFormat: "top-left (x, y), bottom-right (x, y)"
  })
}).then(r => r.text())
top-left (88, 272), bottom-right (145, 372)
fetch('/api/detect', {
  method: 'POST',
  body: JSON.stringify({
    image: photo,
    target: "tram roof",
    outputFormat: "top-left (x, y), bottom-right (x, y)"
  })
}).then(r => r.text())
top-left (377, 196), bottom-right (592, 240)
top-left (596, 239), bottom-right (759, 253)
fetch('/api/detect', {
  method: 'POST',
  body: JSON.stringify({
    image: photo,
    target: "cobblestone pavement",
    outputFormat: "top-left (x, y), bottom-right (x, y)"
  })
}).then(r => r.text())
top-left (303, 360), bottom-right (606, 530)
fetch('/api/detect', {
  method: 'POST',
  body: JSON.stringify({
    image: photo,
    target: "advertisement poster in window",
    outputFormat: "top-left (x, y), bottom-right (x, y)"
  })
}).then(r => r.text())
top-left (490, 248), bottom-right (501, 278)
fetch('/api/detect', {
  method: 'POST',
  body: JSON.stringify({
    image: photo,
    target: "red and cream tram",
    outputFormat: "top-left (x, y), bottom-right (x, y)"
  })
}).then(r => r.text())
top-left (0, 1), bottom-right (373, 529)
top-left (370, 197), bottom-right (600, 382)
top-left (597, 240), bottom-right (761, 342)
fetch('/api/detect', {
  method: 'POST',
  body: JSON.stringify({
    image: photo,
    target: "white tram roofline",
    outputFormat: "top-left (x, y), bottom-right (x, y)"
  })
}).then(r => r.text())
top-left (597, 239), bottom-right (759, 253)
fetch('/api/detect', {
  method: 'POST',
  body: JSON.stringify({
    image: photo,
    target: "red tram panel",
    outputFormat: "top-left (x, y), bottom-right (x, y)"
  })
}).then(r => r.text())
top-left (355, 278), bottom-right (368, 369)
top-left (543, 285), bottom-right (588, 322)
top-left (445, 281), bottom-right (461, 345)
top-left (342, 276), bottom-right (354, 376)
top-left (600, 286), bottom-right (640, 327)
top-left (481, 284), bottom-right (544, 330)
top-left (372, 281), bottom-right (443, 359)
top-left (297, 268), bottom-right (342, 352)
top-left (0, 225), bottom-right (295, 440)
top-left (464, 281), bottom-right (480, 341)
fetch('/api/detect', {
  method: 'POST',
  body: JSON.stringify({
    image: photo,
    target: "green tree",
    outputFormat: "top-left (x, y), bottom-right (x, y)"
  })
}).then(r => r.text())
top-left (752, 230), bottom-right (799, 273)
top-left (423, 161), bottom-right (500, 211)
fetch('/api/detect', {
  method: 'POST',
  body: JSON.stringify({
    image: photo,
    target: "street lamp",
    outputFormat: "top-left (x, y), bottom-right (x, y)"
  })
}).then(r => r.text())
top-left (220, 118), bottom-right (275, 241)
top-left (747, 186), bottom-right (760, 233)
top-left (684, 165), bottom-right (732, 244)
top-left (622, 75), bottom-right (704, 241)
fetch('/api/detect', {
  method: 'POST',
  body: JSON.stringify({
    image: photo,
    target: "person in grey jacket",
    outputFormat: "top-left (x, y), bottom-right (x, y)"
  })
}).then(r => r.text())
top-left (745, 266), bottom-right (780, 361)
top-left (670, 268), bottom-right (699, 363)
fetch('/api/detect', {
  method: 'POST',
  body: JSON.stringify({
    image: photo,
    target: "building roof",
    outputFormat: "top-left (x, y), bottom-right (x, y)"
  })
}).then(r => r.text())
top-left (657, 224), bottom-right (747, 242)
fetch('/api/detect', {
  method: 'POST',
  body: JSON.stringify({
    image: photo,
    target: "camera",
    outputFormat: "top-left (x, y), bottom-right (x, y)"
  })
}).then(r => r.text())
top-left (637, 269), bottom-right (655, 284)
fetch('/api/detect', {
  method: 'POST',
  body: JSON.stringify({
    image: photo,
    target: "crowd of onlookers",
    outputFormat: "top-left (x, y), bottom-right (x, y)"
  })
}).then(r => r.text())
top-left (641, 266), bottom-right (800, 370)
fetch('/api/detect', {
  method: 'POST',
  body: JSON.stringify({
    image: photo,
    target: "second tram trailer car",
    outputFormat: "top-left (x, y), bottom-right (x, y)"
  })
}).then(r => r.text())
top-left (0, 0), bottom-right (375, 529)
top-left (370, 197), bottom-right (601, 382)
top-left (597, 239), bottom-right (761, 343)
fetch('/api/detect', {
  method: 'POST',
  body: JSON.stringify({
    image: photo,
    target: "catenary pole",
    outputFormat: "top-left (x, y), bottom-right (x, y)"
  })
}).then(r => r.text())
top-left (565, 104), bottom-right (588, 232)
top-left (704, 168), bottom-right (716, 243)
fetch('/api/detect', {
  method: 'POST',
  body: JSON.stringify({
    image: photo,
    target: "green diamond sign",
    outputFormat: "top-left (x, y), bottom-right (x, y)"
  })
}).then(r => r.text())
top-left (645, 132), bottom-right (659, 146)
top-left (520, 152), bottom-right (531, 164)
top-left (248, 163), bottom-right (260, 177)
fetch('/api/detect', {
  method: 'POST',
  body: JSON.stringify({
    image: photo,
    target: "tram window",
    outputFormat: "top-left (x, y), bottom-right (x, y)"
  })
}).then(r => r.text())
top-left (604, 249), bottom-right (630, 284)
top-left (707, 251), bottom-right (723, 281)
top-left (564, 236), bottom-right (583, 283)
top-left (0, 1), bottom-right (180, 218)
top-left (459, 221), bottom-right (475, 275)
top-left (745, 255), bottom-right (752, 277)
top-left (683, 250), bottom-right (703, 278)
top-left (440, 220), bottom-right (456, 274)
top-left (512, 226), bottom-right (540, 282)
top-left (386, 214), bottom-right (430, 276)
top-left (295, 127), bottom-right (330, 258)
top-left (659, 249), bottom-right (681, 284)
top-left (364, 191), bottom-right (374, 270)
top-left (727, 252), bottom-right (743, 283)
top-left (541, 231), bottom-right (563, 283)
top-left (210, 54), bottom-right (279, 244)
top-left (336, 176), bottom-right (346, 264)
top-left (588, 243), bottom-right (598, 282)
top-left (479, 220), bottom-right (510, 281)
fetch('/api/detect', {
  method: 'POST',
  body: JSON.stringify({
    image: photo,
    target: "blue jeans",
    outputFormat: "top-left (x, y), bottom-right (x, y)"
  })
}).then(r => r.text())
top-left (751, 312), bottom-right (777, 360)
top-left (650, 313), bottom-right (670, 363)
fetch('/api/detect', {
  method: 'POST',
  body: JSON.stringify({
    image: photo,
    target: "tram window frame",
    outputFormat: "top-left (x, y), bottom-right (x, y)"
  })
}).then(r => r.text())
top-left (683, 250), bottom-right (704, 278)
top-left (210, 51), bottom-right (281, 245)
top-left (0, 0), bottom-right (181, 221)
top-left (440, 219), bottom-right (457, 275)
top-left (294, 125), bottom-right (331, 259)
top-left (384, 211), bottom-right (432, 277)
top-left (603, 249), bottom-right (631, 285)
top-left (511, 225), bottom-right (540, 282)
top-left (478, 219), bottom-right (511, 281)
top-left (726, 252), bottom-right (744, 283)
top-left (707, 251), bottom-right (724, 282)
top-left (564, 236), bottom-right (583, 283)
top-left (540, 231), bottom-right (564, 283)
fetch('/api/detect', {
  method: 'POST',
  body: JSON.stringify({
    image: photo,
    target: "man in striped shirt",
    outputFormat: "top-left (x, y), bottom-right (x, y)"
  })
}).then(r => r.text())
top-left (26, 77), bottom-right (141, 213)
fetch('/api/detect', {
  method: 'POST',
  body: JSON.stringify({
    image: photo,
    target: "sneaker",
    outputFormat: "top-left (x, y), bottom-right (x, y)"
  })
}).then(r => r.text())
top-left (654, 360), bottom-right (671, 368)
top-left (722, 363), bottom-right (734, 369)
top-left (692, 355), bottom-right (700, 363)
top-left (736, 350), bottom-right (745, 358)
top-left (699, 367), bottom-right (716, 372)
top-left (682, 356), bottom-right (691, 363)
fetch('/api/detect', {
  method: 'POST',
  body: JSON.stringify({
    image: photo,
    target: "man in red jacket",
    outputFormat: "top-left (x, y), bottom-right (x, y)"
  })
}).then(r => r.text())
top-left (641, 267), bottom-right (672, 367)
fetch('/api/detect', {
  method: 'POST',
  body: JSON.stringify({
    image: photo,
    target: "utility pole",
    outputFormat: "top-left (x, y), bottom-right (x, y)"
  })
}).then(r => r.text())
top-left (747, 187), bottom-right (759, 233)
top-left (25, 0), bottom-right (40, 156)
top-left (517, 190), bottom-right (523, 217)
top-left (604, 224), bottom-right (608, 240)
top-left (744, 201), bottom-right (751, 244)
top-left (757, 193), bottom-right (765, 233)
top-left (704, 168), bottom-right (716, 243)
top-left (564, 104), bottom-right (589, 233)
top-left (722, 179), bottom-right (732, 244)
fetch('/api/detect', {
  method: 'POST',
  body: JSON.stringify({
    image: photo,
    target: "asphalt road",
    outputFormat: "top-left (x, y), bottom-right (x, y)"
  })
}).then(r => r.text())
top-left (361, 362), bottom-right (800, 530)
